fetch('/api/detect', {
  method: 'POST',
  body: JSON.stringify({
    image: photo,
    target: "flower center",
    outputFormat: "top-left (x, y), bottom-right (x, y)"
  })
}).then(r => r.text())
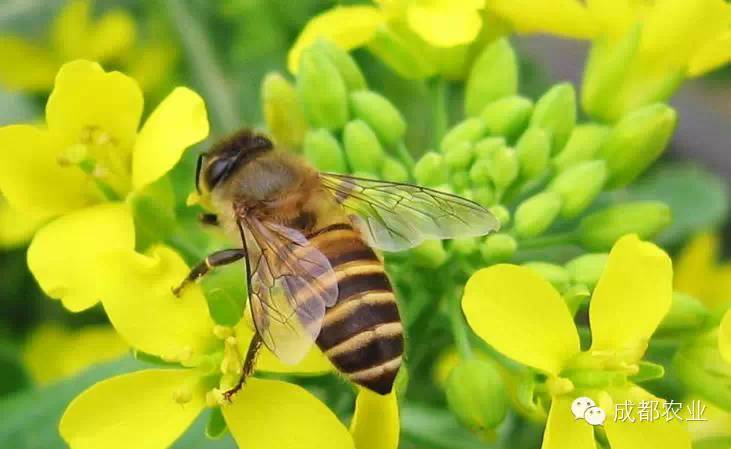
top-left (57, 126), bottom-right (132, 200)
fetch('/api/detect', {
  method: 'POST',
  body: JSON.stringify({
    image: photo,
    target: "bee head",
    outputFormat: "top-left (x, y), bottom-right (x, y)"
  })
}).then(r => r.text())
top-left (196, 130), bottom-right (274, 193)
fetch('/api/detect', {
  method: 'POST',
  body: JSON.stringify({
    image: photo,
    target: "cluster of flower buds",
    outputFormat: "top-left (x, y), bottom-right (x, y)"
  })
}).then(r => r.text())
top-left (262, 39), bottom-right (412, 182)
top-left (415, 39), bottom-right (677, 265)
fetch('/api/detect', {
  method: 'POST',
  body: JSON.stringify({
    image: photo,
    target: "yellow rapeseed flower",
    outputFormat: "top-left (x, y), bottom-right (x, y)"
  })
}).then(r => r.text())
top-left (0, 59), bottom-right (209, 312)
top-left (488, 0), bottom-right (731, 120)
top-left (463, 235), bottom-right (692, 449)
top-left (674, 232), bottom-right (731, 311)
top-left (289, 0), bottom-right (496, 79)
top-left (721, 311), bottom-right (731, 365)
top-left (0, 194), bottom-right (46, 248)
top-left (0, 0), bottom-right (135, 92)
top-left (22, 323), bottom-right (128, 385)
top-left (59, 244), bottom-right (399, 449)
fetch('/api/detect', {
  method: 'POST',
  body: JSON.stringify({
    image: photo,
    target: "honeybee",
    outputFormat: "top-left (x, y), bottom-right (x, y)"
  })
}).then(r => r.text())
top-left (174, 129), bottom-right (499, 397)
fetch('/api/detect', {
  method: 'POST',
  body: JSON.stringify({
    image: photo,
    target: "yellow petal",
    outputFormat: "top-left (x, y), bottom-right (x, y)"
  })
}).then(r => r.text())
top-left (235, 320), bottom-right (333, 374)
top-left (288, 6), bottom-right (385, 73)
top-left (706, 264), bottom-right (731, 310)
top-left (489, 0), bottom-right (597, 39)
top-left (541, 396), bottom-right (596, 449)
top-left (0, 197), bottom-right (47, 248)
top-left (641, 0), bottom-right (729, 72)
top-left (223, 378), bottom-right (355, 449)
top-left (27, 202), bottom-right (135, 312)
top-left (132, 87), bottom-right (209, 191)
top-left (605, 386), bottom-right (692, 449)
top-left (351, 388), bottom-right (400, 449)
top-left (22, 324), bottom-right (127, 385)
top-left (406, 4), bottom-right (482, 47)
top-left (585, 0), bottom-right (636, 40)
top-left (673, 232), bottom-right (719, 302)
top-left (126, 41), bottom-right (178, 92)
top-left (0, 125), bottom-right (92, 218)
top-left (60, 369), bottom-right (205, 449)
top-left (51, 0), bottom-right (91, 60)
top-left (0, 37), bottom-right (58, 91)
top-left (46, 59), bottom-right (143, 151)
top-left (462, 264), bottom-right (580, 375)
top-left (689, 30), bottom-right (731, 77)
top-left (88, 10), bottom-right (136, 62)
top-left (589, 235), bottom-right (673, 358)
top-left (720, 311), bottom-right (731, 365)
top-left (96, 245), bottom-right (216, 362)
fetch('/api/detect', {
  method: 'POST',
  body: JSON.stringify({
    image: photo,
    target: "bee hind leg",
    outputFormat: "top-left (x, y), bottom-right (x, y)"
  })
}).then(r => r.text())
top-left (172, 248), bottom-right (245, 297)
top-left (223, 332), bottom-right (263, 402)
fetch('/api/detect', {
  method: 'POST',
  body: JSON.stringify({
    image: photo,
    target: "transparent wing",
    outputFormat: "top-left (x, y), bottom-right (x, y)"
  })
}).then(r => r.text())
top-left (238, 217), bottom-right (338, 365)
top-left (319, 173), bottom-right (500, 251)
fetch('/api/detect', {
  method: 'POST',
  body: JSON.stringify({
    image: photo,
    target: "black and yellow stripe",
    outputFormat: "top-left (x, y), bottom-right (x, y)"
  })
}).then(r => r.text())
top-left (308, 222), bottom-right (403, 395)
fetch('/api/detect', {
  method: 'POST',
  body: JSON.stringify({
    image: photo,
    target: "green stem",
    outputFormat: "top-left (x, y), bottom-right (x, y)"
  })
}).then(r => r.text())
top-left (429, 77), bottom-right (449, 149)
top-left (447, 292), bottom-right (473, 360)
top-left (394, 141), bottom-right (416, 172)
top-left (518, 231), bottom-right (577, 250)
top-left (165, 0), bottom-right (241, 134)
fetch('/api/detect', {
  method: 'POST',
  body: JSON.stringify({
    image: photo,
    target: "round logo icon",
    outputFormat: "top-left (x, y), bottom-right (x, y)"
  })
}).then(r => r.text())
top-left (571, 397), bottom-right (596, 420)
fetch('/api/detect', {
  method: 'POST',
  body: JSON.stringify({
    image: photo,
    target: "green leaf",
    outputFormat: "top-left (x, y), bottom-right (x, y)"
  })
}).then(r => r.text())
top-left (625, 163), bottom-right (729, 247)
top-left (205, 407), bottom-right (228, 439)
top-left (0, 357), bottom-right (236, 449)
top-left (630, 361), bottom-right (665, 383)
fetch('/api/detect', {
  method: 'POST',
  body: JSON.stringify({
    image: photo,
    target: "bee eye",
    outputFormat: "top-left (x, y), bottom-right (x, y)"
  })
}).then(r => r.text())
top-left (206, 157), bottom-right (234, 188)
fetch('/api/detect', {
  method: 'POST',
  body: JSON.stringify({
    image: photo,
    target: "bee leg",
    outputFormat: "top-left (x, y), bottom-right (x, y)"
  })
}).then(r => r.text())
top-left (172, 249), bottom-right (245, 297)
top-left (199, 213), bottom-right (219, 226)
top-left (223, 332), bottom-right (263, 402)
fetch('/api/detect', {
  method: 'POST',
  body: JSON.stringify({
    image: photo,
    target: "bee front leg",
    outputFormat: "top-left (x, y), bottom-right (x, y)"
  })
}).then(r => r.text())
top-left (172, 248), bottom-right (245, 297)
top-left (223, 332), bottom-right (263, 402)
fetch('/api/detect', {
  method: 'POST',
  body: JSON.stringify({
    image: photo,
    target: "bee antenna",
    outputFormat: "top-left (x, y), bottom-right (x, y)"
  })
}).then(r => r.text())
top-left (195, 153), bottom-right (206, 193)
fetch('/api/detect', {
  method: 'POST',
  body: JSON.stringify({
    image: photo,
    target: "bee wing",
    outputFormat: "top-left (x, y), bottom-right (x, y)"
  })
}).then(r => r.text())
top-left (319, 173), bottom-right (500, 251)
top-left (238, 217), bottom-right (338, 365)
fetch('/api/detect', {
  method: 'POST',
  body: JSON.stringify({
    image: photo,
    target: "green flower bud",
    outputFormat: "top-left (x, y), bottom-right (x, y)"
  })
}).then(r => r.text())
top-left (414, 152), bottom-right (448, 186)
top-left (472, 186), bottom-right (495, 208)
top-left (380, 156), bottom-right (409, 182)
top-left (578, 201), bottom-right (672, 250)
top-left (368, 27), bottom-right (435, 80)
top-left (530, 83), bottom-right (576, 153)
top-left (451, 172), bottom-right (471, 191)
top-left (523, 262), bottom-right (570, 293)
top-left (349, 91), bottom-right (406, 147)
top-left (487, 147), bottom-right (519, 191)
top-left (469, 157), bottom-right (492, 185)
top-left (582, 25), bottom-right (644, 122)
top-left (657, 292), bottom-right (712, 336)
top-left (514, 192), bottom-right (562, 238)
top-left (553, 124), bottom-right (610, 172)
top-left (441, 118), bottom-right (488, 153)
top-left (465, 38), bottom-right (518, 117)
top-left (262, 72), bottom-right (306, 149)
top-left (303, 129), bottom-right (348, 172)
top-left (411, 240), bottom-right (448, 268)
top-left (444, 141), bottom-right (474, 172)
top-left (297, 47), bottom-right (349, 130)
top-left (313, 39), bottom-right (367, 91)
top-left (674, 332), bottom-right (731, 411)
top-left (548, 160), bottom-right (608, 218)
top-left (599, 104), bottom-right (677, 188)
top-left (565, 253), bottom-right (608, 290)
top-left (451, 237), bottom-right (479, 255)
top-left (489, 205), bottom-right (510, 228)
top-left (481, 233), bottom-right (517, 262)
top-left (480, 96), bottom-right (533, 140)
top-left (473, 137), bottom-right (506, 159)
top-left (446, 359), bottom-right (508, 434)
top-left (343, 119), bottom-right (385, 173)
top-left (515, 128), bottom-right (551, 180)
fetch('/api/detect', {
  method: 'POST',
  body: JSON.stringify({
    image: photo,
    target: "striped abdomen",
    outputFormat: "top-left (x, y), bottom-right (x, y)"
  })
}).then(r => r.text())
top-left (308, 222), bottom-right (403, 395)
